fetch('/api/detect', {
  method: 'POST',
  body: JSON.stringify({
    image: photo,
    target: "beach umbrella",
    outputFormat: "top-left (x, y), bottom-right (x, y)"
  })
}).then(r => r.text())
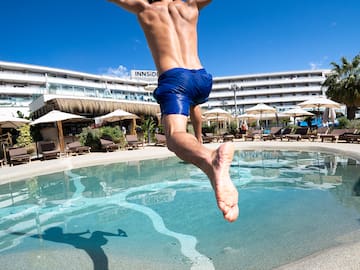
top-left (245, 103), bottom-right (277, 115)
top-left (97, 109), bottom-right (140, 135)
top-left (298, 96), bottom-right (341, 116)
top-left (0, 115), bottom-right (30, 130)
top-left (298, 96), bottom-right (341, 126)
top-left (0, 115), bottom-right (31, 163)
top-left (203, 108), bottom-right (231, 134)
top-left (245, 103), bottom-right (276, 128)
top-left (97, 109), bottom-right (139, 123)
top-left (298, 96), bottom-right (341, 110)
top-left (237, 113), bottom-right (257, 120)
top-left (203, 108), bottom-right (231, 118)
top-left (237, 113), bottom-right (258, 126)
top-left (283, 107), bottom-right (314, 124)
top-left (31, 110), bottom-right (88, 152)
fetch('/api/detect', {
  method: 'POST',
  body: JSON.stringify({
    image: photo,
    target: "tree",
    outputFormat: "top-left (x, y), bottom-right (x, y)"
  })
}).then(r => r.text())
top-left (323, 54), bottom-right (360, 120)
top-left (141, 117), bottom-right (156, 143)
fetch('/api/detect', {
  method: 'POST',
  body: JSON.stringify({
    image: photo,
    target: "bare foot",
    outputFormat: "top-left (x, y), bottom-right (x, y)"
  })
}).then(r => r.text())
top-left (210, 142), bottom-right (239, 222)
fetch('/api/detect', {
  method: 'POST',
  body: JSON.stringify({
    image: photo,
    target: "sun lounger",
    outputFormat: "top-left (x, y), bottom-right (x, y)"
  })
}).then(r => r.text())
top-left (285, 127), bottom-right (309, 141)
top-left (126, 135), bottom-right (143, 149)
top-left (262, 127), bottom-right (282, 141)
top-left (66, 141), bottom-right (91, 155)
top-left (8, 147), bottom-right (31, 166)
top-left (100, 138), bottom-right (119, 152)
top-left (319, 129), bottom-right (355, 143)
top-left (222, 134), bottom-right (234, 142)
top-left (278, 127), bottom-right (293, 141)
top-left (202, 133), bottom-right (219, 143)
top-left (155, 134), bottom-right (167, 146)
top-left (39, 141), bottom-right (60, 160)
top-left (312, 127), bottom-right (329, 141)
top-left (244, 129), bottom-right (262, 141)
top-left (338, 129), bottom-right (358, 142)
top-left (343, 132), bottom-right (360, 143)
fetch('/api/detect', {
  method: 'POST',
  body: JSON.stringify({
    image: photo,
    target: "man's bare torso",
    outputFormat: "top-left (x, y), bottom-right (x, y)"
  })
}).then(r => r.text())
top-left (138, 0), bottom-right (203, 74)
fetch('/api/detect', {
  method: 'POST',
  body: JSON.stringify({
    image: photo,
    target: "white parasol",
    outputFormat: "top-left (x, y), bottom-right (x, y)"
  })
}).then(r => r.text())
top-left (97, 109), bottom-right (139, 123)
top-left (31, 110), bottom-right (88, 152)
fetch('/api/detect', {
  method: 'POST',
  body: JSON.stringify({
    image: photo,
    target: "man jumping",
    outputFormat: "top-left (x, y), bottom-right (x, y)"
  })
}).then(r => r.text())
top-left (108, 0), bottom-right (239, 222)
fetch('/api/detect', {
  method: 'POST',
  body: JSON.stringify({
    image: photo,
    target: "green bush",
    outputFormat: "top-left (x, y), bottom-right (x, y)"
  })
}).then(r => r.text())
top-left (79, 127), bottom-right (101, 151)
top-left (346, 119), bottom-right (360, 129)
top-left (16, 125), bottom-right (33, 147)
top-left (337, 117), bottom-right (350, 129)
top-left (202, 123), bottom-right (216, 134)
top-left (78, 126), bottom-right (127, 151)
top-left (228, 121), bottom-right (238, 135)
top-left (100, 126), bottom-right (123, 143)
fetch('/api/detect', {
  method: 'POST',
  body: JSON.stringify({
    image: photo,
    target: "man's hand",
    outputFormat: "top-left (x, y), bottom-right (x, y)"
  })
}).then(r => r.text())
top-left (107, 0), bottom-right (149, 14)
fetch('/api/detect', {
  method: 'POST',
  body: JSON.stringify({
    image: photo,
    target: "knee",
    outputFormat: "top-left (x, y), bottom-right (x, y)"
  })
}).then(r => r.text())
top-left (165, 136), bottom-right (176, 153)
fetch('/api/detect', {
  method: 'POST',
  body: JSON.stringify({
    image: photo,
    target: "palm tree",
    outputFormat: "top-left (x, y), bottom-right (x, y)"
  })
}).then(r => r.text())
top-left (141, 117), bottom-right (156, 143)
top-left (323, 53), bottom-right (360, 120)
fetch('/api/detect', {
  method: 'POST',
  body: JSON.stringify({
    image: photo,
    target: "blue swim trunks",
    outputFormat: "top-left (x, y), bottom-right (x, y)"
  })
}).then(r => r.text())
top-left (153, 68), bottom-right (213, 116)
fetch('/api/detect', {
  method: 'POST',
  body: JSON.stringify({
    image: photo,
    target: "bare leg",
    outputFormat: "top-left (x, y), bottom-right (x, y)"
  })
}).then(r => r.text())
top-left (190, 105), bottom-right (203, 143)
top-left (163, 114), bottom-right (239, 222)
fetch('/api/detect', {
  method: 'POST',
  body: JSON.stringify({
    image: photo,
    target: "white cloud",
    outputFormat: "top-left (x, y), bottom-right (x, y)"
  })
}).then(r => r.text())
top-left (104, 65), bottom-right (130, 78)
top-left (309, 62), bottom-right (322, 70)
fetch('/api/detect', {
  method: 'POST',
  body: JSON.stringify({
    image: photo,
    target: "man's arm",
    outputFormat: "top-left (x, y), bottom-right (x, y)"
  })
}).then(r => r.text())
top-left (107, 0), bottom-right (149, 14)
top-left (195, 0), bottom-right (212, 10)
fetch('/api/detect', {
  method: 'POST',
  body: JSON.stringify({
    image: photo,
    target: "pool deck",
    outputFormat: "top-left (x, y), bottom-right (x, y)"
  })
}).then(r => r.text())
top-left (1, 140), bottom-right (360, 269)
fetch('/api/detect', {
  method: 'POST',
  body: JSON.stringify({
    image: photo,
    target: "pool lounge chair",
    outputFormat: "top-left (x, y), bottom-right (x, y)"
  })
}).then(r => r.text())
top-left (338, 129), bottom-right (358, 142)
top-left (285, 127), bottom-right (310, 141)
top-left (343, 131), bottom-right (360, 143)
top-left (319, 129), bottom-right (356, 143)
top-left (278, 127), bottom-right (293, 141)
top-left (126, 135), bottom-right (143, 149)
top-left (313, 127), bottom-right (329, 141)
top-left (8, 147), bottom-right (31, 166)
top-left (222, 133), bottom-right (234, 142)
top-left (66, 141), bottom-right (91, 156)
top-left (262, 127), bottom-right (282, 141)
top-left (39, 141), bottom-right (60, 160)
top-left (155, 134), bottom-right (167, 146)
top-left (244, 129), bottom-right (262, 141)
top-left (100, 139), bottom-right (119, 152)
top-left (202, 133), bottom-right (219, 143)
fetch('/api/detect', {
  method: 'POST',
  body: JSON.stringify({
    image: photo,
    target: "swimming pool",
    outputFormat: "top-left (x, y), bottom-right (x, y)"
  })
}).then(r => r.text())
top-left (0, 150), bottom-right (359, 270)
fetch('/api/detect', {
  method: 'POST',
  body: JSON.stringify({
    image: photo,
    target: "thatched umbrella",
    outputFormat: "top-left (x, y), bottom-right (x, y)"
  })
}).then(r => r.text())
top-left (97, 109), bottom-right (140, 135)
top-left (0, 115), bottom-right (30, 131)
top-left (0, 115), bottom-right (30, 162)
top-left (31, 110), bottom-right (89, 152)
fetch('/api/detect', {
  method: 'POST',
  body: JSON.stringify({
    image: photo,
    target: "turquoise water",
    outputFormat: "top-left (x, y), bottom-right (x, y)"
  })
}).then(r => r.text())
top-left (0, 150), bottom-right (360, 270)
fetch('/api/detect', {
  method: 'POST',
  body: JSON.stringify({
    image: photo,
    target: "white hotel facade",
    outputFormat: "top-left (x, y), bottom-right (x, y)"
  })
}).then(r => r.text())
top-left (0, 61), bottom-right (330, 119)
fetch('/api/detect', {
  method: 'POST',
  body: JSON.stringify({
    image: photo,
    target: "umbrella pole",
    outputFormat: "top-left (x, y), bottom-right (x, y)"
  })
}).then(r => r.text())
top-left (57, 121), bottom-right (65, 153)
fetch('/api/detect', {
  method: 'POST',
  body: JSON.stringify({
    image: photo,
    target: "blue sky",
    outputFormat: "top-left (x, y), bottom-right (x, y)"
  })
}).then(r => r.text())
top-left (1, 0), bottom-right (359, 77)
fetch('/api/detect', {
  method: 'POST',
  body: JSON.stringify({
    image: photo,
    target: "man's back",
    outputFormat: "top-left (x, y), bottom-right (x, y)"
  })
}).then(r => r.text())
top-left (110, 0), bottom-right (209, 74)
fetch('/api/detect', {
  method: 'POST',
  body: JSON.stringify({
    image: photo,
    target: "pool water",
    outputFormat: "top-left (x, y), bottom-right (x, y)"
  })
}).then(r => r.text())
top-left (0, 150), bottom-right (360, 270)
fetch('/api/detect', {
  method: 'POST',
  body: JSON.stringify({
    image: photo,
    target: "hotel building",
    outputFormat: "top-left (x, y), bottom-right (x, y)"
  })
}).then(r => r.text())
top-left (0, 61), bottom-right (331, 119)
